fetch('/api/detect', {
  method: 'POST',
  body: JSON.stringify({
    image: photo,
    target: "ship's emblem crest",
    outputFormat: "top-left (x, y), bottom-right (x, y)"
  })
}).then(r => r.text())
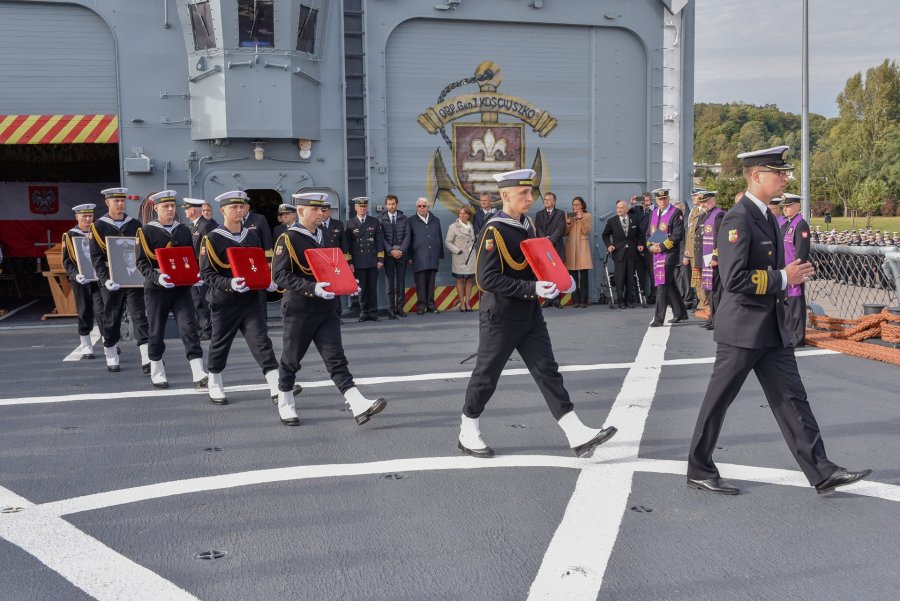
top-left (418, 61), bottom-right (558, 217)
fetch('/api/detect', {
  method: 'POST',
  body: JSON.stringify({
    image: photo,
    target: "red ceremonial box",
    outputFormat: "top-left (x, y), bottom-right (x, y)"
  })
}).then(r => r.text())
top-left (520, 238), bottom-right (570, 290)
top-left (226, 246), bottom-right (272, 290)
top-left (156, 246), bottom-right (201, 286)
top-left (304, 248), bottom-right (357, 295)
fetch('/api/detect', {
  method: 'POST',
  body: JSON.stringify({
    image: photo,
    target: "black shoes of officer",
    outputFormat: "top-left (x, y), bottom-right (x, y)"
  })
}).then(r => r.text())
top-left (354, 398), bottom-right (387, 425)
top-left (701, 320), bottom-right (714, 330)
top-left (668, 315), bottom-right (689, 324)
top-left (572, 426), bottom-right (618, 457)
top-left (649, 320), bottom-right (663, 327)
top-left (396, 308), bottom-right (407, 317)
top-left (815, 468), bottom-right (873, 494)
top-left (687, 477), bottom-right (740, 495)
top-left (388, 310), bottom-right (397, 320)
top-left (417, 308), bottom-right (425, 315)
top-left (457, 440), bottom-right (495, 458)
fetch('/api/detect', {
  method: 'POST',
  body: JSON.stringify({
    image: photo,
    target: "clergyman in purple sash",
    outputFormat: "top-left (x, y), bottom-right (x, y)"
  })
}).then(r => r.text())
top-left (779, 193), bottom-right (810, 346)
top-left (695, 191), bottom-right (725, 330)
top-left (647, 188), bottom-right (688, 326)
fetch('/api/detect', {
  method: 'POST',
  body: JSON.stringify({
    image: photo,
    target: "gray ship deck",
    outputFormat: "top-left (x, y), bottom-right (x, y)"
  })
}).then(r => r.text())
top-left (0, 300), bottom-right (897, 601)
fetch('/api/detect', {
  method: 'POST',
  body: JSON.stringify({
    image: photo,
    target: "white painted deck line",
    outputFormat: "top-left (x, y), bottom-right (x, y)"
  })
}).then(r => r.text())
top-left (665, 347), bottom-right (839, 366)
top-left (0, 299), bottom-right (38, 322)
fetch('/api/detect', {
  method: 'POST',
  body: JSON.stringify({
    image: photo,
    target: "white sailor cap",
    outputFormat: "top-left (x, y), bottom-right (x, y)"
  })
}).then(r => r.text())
top-left (72, 203), bottom-right (96, 214)
top-left (181, 197), bottom-right (206, 208)
top-left (693, 190), bottom-right (717, 201)
top-left (214, 190), bottom-right (249, 206)
top-left (149, 190), bottom-right (177, 205)
top-left (781, 193), bottom-right (802, 205)
top-left (652, 188), bottom-right (670, 199)
top-left (277, 203), bottom-right (296, 213)
top-left (292, 192), bottom-right (330, 207)
top-left (101, 187), bottom-right (128, 199)
top-left (492, 169), bottom-right (536, 189)
top-left (352, 196), bottom-right (370, 205)
top-left (737, 145), bottom-right (793, 170)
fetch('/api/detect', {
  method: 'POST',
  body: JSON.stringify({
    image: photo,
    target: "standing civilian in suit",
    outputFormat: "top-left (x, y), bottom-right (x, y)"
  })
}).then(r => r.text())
top-left (563, 196), bottom-right (593, 308)
top-left (534, 191), bottom-right (567, 308)
top-left (602, 200), bottom-right (639, 308)
top-left (319, 204), bottom-right (346, 318)
top-left (345, 197), bottom-right (385, 321)
top-left (184, 198), bottom-right (217, 340)
top-left (647, 188), bottom-right (688, 326)
top-left (380, 194), bottom-right (411, 318)
top-left (779, 193), bottom-right (810, 346)
top-left (687, 146), bottom-right (871, 496)
top-left (241, 203), bottom-right (274, 251)
top-left (473, 192), bottom-right (496, 237)
top-left (409, 197), bottom-right (444, 314)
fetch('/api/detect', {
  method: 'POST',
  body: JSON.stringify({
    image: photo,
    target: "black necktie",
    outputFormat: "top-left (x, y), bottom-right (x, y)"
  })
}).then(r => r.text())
top-left (766, 211), bottom-right (779, 240)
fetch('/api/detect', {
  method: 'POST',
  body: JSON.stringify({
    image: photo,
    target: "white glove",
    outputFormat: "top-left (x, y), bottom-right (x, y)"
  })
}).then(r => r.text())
top-left (193, 275), bottom-right (204, 287)
top-left (230, 277), bottom-right (249, 293)
top-left (157, 273), bottom-right (175, 289)
top-left (536, 280), bottom-right (559, 299)
top-left (350, 278), bottom-right (361, 297)
top-left (104, 279), bottom-right (120, 292)
top-left (314, 282), bottom-right (335, 300)
top-left (563, 276), bottom-right (577, 294)
top-left (75, 274), bottom-right (88, 285)
top-left (266, 281), bottom-right (278, 293)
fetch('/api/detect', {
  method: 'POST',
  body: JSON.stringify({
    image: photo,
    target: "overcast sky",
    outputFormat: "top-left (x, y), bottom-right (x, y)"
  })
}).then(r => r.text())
top-left (694, 0), bottom-right (900, 117)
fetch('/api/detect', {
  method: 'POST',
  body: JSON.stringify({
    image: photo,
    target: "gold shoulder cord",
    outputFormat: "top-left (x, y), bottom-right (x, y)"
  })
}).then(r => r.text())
top-left (491, 227), bottom-right (528, 271)
top-left (136, 229), bottom-right (157, 262)
top-left (281, 233), bottom-right (312, 275)
top-left (203, 237), bottom-right (230, 272)
top-left (62, 233), bottom-right (75, 262)
top-left (90, 223), bottom-right (107, 253)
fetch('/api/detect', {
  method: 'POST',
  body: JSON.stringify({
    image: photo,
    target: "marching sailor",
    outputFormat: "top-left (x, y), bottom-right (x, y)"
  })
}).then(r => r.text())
top-left (457, 169), bottom-right (617, 458)
top-left (198, 191), bottom-right (283, 406)
top-left (134, 191), bottom-right (207, 389)
top-left (61, 203), bottom-right (105, 359)
top-left (271, 192), bottom-right (386, 427)
top-left (89, 187), bottom-right (150, 373)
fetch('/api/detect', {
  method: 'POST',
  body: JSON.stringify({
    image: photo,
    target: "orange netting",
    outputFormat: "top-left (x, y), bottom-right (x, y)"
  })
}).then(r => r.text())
top-left (806, 308), bottom-right (900, 366)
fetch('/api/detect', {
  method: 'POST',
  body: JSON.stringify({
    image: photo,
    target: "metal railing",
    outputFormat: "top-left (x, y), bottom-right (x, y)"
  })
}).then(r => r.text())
top-left (807, 244), bottom-right (900, 318)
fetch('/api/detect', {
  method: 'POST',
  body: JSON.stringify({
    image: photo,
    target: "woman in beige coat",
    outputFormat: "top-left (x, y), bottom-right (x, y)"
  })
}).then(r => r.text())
top-left (564, 196), bottom-right (593, 307)
top-left (445, 206), bottom-right (477, 311)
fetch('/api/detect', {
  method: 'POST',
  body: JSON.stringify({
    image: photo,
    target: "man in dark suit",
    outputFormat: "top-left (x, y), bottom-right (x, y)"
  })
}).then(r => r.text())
top-left (687, 146), bottom-right (871, 496)
top-left (629, 193), bottom-right (655, 304)
top-left (602, 199), bottom-right (639, 308)
top-left (241, 203), bottom-right (274, 251)
top-left (184, 198), bottom-right (217, 340)
top-left (380, 194), bottom-right (410, 318)
top-left (646, 188), bottom-right (688, 326)
top-left (534, 191), bottom-right (567, 308)
top-left (345, 197), bottom-right (384, 321)
top-left (408, 197), bottom-right (444, 314)
top-left (473, 192), bottom-right (496, 237)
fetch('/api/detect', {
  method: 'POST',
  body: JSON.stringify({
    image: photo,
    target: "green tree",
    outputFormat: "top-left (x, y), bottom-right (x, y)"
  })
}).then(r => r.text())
top-left (850, 177), bottom-right (888, 228)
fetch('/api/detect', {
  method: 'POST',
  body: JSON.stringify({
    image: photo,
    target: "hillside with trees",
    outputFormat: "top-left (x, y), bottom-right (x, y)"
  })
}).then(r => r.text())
top-left (694, 59), bottom-right (900, 220)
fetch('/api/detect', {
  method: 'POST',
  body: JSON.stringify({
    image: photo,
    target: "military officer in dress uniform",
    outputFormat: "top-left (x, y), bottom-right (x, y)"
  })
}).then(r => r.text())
top-left (319, 204), bottom-right (346, 318)
top-left (89, 187), bottom-right (151, 373)
top-left (693, 191), bottom-right (725, 330)
top-left (457, 169), bottom-right (618, 458)
top-left (344, 197), bottom-right (384, 321)
top-left (199, 191), bottom-right (283, 406)
top-left (272, 203), bottom-right (297, 240)
top-left (135, 191), bottom-right (208, 390)
top-left (184, 197), bottom-right (216, 340)
top-left (271, 192), bottom-right (387, 426)
top-left (241, 202), bottom-right (274, 251)
top-left (779, 193), bottom-right (810, 346)
top-left (647, 188), bottom-right (689, 326)
top-left (687, 146), bottom-right (871, 496)
top-left (61, 203), bottom-right (105, 359)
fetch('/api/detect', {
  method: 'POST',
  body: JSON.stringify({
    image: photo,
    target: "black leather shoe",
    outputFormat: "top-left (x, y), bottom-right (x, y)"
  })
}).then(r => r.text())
top-left (358, 316), bottom-right (367, 322)
top-left (152, 381), bottom-right (169, 389)
top-left (142, 363), bottom-right (151, 375)
top-left (617, 303), bottom-right (626, 309)
top-left (457, 440), bottom-right (495, 458)
top-left (354, 398), bottom-right (387, 425)
top-left (687, 477), bottom-right (739, 495)
top-left (624, 303), bottom-right (634, 309)
top-left (107, 365), bottom-right (120, 373)
top-left (209, 396), bottom-right (228, 405)
top-left (388, 312), bottom-right (397, 320)
top-left (815, 468), bottom-right (872, 494)
top-left (280, 416), bottom-right (300, 426)
top-left (396, 309), bottom-right (407, 317)
top-left (702, 321), bottom-right (715, 330)
top-left (572, 426), bottom-right (617, 457)
top-left (416, 308), bottom-right (425, 315)
top-left (81, 353), bottom-right (94, 360)
top-left (194, 377), bottom-right (208, 390)
top-left (271, 384), bottom-right (302, 404)
top-left (199, 334), bottom-right (211, 341)
top-left (668, 315), bottom-right (689, 324)
top-left (649, 320), bottom-right (663, 327)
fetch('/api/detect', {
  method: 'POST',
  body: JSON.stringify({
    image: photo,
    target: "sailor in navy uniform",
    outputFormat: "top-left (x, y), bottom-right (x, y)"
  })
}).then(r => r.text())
top-left (184, 197), bottom-right (217, 340)
top-left (687, 146), bottom-right (871, 495)
top-left (344, 197), bottom-right (385, 321)
top-left (61, 203), bottom-right (105, 359)
top-left (458, 169), bottom-right (617, 458)
top-left (89, 187), bottom-right (150, 373)
top-left (647, 188), bottom-right (689, 326)
top-left (135, 191), bottom-right (207, 390)
top-left (778, 193), bottom-right (810, 346)
top-left (271, 192), bottom-right (387, 426)
top-left (199, 191), bottom-right (281, 405)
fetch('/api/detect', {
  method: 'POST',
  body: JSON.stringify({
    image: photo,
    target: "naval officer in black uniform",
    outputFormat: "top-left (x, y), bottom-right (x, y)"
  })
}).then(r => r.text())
top-left (271, 192), bottom-right (387, 426)
top-left (89, 187), bottom-right (150, 373)
top-left (61, 203), bottom-right (105, 359)
top-left (199, 191), bottom-right (281, 406)
top-left (457, 169), bottom-right (617, 458)
top-left (135, 190), bottom-right (207, 390)
top-left (687, 146), bottom-right (871, 495)
top-left (344, 197), bottom-right (385, 321)
top-left (184, 197), bottom-right (217, 340)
